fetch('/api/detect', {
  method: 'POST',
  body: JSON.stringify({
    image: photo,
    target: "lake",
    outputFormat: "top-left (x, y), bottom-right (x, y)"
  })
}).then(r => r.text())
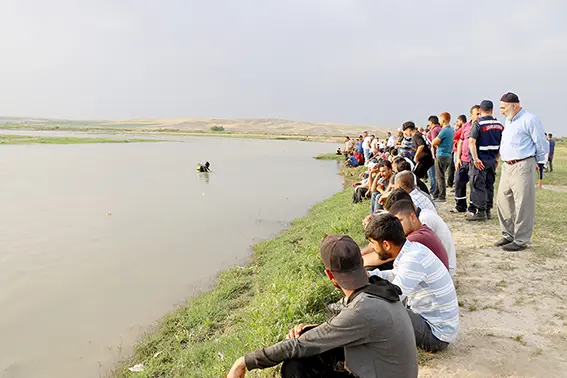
top-left (0, 137), bottom-right (342, 378)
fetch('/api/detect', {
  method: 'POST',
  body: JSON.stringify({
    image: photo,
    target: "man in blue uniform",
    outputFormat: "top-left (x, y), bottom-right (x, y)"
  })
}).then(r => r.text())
top-left (467, 100), bottom-right (504, 222)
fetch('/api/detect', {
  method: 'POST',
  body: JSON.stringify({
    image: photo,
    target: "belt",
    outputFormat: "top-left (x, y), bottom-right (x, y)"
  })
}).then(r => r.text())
top-left (504, 156), bottom-right (534, 165)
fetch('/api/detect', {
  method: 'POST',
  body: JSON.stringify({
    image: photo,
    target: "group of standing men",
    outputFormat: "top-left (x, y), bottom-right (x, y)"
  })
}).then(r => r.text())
top-left (226, 92), bottom-right (551, 378)
top-left (438, 93), bottom-right (548, 251)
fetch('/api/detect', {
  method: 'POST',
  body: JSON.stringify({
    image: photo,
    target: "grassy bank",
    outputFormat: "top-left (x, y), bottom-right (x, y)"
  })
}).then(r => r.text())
top-left (0, 134), bottom-right (159, 145)
top-left (114, 144), bottom-right (567, 377)
top-left (113, 165), bottom-right (368, 377)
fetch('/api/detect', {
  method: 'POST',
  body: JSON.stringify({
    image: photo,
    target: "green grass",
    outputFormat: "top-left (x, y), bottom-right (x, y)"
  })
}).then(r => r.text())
top-left (111, 145), bottom-right (567, 377)
top-left (314, 153), bottom-right (346, 161)
top-left (113, 168), bottom-right (372, 377)
top-left (0, 134), bottom-right (160, 145)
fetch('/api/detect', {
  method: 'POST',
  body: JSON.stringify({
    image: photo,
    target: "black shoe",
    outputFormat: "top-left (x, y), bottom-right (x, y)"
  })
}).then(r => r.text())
top-left (450, 207), bottom-right (466, 213)
top-left (502, 242), bottom-right (527, 252)
top-left (494, 238), bottom-right (513, 247)
top-left (486, 210), bottom-right (492, 220)
top-left (467, 212), bottom-right (487, 222)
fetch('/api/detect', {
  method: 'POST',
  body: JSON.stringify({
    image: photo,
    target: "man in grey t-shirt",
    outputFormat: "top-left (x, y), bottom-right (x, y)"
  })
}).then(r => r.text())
top-left (227, 235), bottom-right (418, 378)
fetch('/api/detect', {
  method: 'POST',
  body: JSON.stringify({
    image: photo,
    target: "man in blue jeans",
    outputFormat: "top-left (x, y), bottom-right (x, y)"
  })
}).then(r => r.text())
top-left (431, 112), bottom-right (455, 202)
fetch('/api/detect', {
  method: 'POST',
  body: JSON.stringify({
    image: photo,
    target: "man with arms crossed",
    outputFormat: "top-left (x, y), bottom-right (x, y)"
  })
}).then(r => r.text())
top-left (402, 121), bottom-right (434, 181)
top-left (227, 235), bottom-right (418, 378)
top-left (496, 92), bottom-right (548, 251)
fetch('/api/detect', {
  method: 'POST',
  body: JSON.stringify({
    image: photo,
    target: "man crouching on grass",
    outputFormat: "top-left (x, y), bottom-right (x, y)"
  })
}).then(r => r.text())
top-left (227, 234), bottom-right (418, 378)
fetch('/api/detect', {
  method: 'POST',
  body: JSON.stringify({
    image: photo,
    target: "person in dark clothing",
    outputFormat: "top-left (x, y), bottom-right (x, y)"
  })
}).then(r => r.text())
top-left (402, 121), bottom-right (434, 180)
top-left (227, 235), bottom-right (418, 378)
top-left (197, 162), bottom-right (211, 172)
top-left (467, 100), bottom-right (504, 222)
top-left (547, 133), bottom-right (555, 172)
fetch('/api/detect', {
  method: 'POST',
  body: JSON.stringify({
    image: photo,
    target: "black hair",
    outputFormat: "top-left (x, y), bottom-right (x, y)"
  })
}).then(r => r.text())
top-left (205, 162), bottom-right (210, 167)
top-left (388, 200), bottom-right (418, 217)
top-left (402, 121), bottom-right (416, 131)
top-left (390, 147), bottom-right (398, 156)
top-left (470, 104), bottom-right (480, 113)
top-left (384, 188), bottom-right (413, 211)
top-left (393, 158), bottom-right (411, 173)
top-left (457, 114), bottom-right (467, 123)
top-left (548, 133), bottom-right (553, 137)
top-left (377, 160), bottom-right (392, 170)
top-left (365, 213), bottom-right (407, 245)
top-left (428, 115), bottom-right (439, 125)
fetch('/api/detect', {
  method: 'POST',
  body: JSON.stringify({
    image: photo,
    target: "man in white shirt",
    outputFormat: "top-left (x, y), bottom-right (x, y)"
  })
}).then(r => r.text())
top-left (362, 131), bottom-right (372, 162)
top-left (387, 132), bottom-right (396, 148)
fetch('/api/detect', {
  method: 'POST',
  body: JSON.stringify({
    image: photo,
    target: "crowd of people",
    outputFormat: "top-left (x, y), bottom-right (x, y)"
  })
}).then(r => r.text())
top-left (227, 92), bottom-right (551, 378)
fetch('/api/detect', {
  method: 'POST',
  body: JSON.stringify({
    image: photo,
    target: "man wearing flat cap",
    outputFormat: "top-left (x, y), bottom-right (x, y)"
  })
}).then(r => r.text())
top-left (495, 92), bottom-right (548, 251)
top-left (227, 234), bottom-right (418, 378)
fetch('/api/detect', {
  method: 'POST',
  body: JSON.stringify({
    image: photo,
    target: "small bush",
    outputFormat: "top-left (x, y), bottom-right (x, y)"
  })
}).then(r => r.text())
top-left (210, 126), bottom-right (225, 132)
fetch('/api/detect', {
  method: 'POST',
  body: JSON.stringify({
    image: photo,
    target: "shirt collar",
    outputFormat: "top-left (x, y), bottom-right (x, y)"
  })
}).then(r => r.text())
top-left (511, 108), bottom-right (525, 122)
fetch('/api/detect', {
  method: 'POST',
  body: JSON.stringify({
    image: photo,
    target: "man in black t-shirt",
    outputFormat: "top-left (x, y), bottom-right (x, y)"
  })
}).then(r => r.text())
top-left (402, 121), bottom-right (434, 180)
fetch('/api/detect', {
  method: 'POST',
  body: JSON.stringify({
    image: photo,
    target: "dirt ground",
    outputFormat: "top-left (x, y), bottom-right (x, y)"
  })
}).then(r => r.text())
top-left (419, 193), bottom-right (567, 378)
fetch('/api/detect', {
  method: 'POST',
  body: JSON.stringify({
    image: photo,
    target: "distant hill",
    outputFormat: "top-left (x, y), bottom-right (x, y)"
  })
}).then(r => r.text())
top-left (0, 116), bottom-right (392, 137)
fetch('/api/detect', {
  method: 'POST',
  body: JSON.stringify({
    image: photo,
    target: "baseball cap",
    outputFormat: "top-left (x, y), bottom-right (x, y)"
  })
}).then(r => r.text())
top-left (500, 92), bottom-right (520, 103)
top-left (320, 235), bottom-right (368, 290)
top-left (480, 100), bottom-right (493, 111)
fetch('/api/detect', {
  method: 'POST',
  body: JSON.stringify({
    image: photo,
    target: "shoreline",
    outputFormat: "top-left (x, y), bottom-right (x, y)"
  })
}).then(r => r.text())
top-left (113, 142), bottom-right (567, 377)
top-left (0, 133), bottom-right (160, 145)
top-left (111, 162), bottom-right (368, 377)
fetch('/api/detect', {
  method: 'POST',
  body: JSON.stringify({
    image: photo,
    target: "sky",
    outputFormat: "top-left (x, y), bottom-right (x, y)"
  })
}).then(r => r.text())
top-left (0, 0), bottom-right (566, 135)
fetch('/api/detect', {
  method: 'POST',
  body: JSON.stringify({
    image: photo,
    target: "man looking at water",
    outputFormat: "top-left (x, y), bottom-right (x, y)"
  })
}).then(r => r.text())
top-left (467, 100), bottom-right (504, 222)
top-left (344, 136), bottom-right (355, 155)
top-left (495, 92), bottom-right (548, 251)
top-left (452, 105), bottom-right (480, 214)
top-left (402, 121), bottom-right (433, 180)
top-left (362, 131), bottom-right (372, 163)
top-left (427, 116), bottom-right (442, 195)
top-left (393, 171), bottom-right (436, 213)
top-left (370, 160), bottom-right (393, 213)
top-left (227, 235), bottom-right (418, 378)
top-left (383, 190), bottom-right (456, 277)
top-left (366, 213), bottom-right (459, 352)
top-left (431, 112), bottom-right (454, 202)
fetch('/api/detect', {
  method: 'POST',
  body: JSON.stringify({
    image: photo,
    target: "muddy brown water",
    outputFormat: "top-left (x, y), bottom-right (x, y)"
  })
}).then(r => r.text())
top-left (0, 137), bottom-right (342, 378)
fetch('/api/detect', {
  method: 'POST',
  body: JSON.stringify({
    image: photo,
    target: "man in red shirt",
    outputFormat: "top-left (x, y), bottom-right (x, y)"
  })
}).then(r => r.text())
top-left (452, 105), bottom-right (480, 214)
top-left (447, 115), bottom-right (466, 191)
top-left (388, 200), bottom-right (450, 271)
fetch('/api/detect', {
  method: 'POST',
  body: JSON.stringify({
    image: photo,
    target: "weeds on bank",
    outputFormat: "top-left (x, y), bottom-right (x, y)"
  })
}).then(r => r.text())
top-left (113, 186), bottom-right (373, 377)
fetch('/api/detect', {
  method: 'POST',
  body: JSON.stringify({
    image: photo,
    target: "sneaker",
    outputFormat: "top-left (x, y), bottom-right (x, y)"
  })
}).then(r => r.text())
top-left (467, 212), bottom-right (487, 222)
top-left (494, 238), bottom-right (513, 247)
top-left (464, 211), bottom-right (475, 218)
top-left (502, 242), bottom-right (527, 252)
top-left (450, 208), bottom-right (466, 213)
top-left (433, 198), bottom-right (446, 203)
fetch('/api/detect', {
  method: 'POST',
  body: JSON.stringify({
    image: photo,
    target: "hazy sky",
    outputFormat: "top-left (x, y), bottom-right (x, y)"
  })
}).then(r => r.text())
top-left (1, 0), bottom-right (565, 134)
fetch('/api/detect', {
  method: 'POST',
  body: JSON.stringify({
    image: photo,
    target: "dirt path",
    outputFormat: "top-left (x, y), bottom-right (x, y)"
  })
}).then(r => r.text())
top-left (419, 196), bottom-right (567, 378)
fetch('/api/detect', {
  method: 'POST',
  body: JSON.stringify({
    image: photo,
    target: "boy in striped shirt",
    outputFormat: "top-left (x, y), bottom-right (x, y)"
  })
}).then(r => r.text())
top-left (366, 213), bottom-right (459, 352)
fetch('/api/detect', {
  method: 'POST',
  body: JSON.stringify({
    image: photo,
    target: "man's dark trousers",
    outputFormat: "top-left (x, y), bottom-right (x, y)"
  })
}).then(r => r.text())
top-left (469, 160), bottom-right (496, 213)
top-left (434, 156), bottom-right (452, 200)
top-left (447, 152), bottom-right (456, 187)
top-left (454, 161), bottom-right (476, 213)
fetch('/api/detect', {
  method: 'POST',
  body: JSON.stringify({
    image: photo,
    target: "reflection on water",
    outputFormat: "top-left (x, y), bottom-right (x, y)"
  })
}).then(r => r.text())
top-left (0, 137), bottom-right (342, 378)
top-left (198, 172), bottom-right (210, 184)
